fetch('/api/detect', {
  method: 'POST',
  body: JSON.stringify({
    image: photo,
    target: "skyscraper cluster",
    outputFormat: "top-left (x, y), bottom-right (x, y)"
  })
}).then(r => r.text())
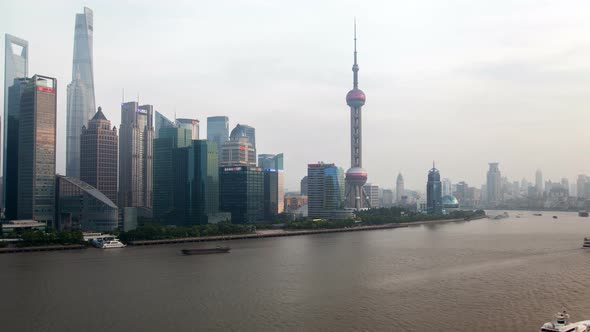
top-left (2, 7), bottom-right (287, 230)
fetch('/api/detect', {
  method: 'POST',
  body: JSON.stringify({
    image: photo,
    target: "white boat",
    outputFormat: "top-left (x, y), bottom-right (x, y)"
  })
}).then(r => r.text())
top-left (100, 239), bottom-right (126, 249)
top-left (540, 311), bottom-right (590, 331)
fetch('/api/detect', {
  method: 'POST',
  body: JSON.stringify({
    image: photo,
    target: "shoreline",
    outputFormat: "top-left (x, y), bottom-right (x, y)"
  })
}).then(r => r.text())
top-left (127, 216), bottom-right (486, 246)
top-left (0, 244), bottom-right (86, 254)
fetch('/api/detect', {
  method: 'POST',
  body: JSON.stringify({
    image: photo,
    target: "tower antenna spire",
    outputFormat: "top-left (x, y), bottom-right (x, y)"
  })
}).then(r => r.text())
top-left (353, 18), bottom-right (359, 89)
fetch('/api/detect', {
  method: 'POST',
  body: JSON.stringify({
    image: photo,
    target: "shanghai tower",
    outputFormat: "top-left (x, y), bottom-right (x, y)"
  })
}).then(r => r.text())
top-left (66, 7), bottom-right (96, 178)
top-left (344, 22), bottom-right (371, 209)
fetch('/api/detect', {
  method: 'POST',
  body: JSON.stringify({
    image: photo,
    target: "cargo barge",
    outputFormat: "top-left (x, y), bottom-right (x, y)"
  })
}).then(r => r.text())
top-left (181, 247), bottom-right (231, 255)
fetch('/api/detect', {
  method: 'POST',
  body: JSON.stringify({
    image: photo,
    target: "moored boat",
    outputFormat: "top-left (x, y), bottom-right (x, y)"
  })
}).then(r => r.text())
top-left (540, 311), bottom-right (590, 331)
top-left (181, 247), bottom-right (230, 255)
top-left (100, 239), bottom-right (126, 249)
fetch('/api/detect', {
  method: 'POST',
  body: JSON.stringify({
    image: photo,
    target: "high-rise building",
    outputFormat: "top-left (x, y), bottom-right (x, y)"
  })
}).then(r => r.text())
top-left (570, 183), bottom-right (577, 198)
top-left (363, 183), bottom-right (380, 208)
top-left (159, 139), bottom-right (225, 226)
top-left (220, 125), bottom-right (256, 167)
top-left (308, 162), bottom-right (345, 219)
top-left (229, 124), bottom-right (255, 149)
top-left (118, 102), bottom-right (154, 210)
top-left (3, 34), bottom-right (28, 120)
top-left (395, 173), bottom-right (405, 204)
top-left (176, 118), bottom-right (199, 140)
top-left (381, 189), bottom-right (393, 208)
top-left (219, 166), bottom-right (264, 224)
top-left (17, 75), bottom-right (57, 225)
top-left (426, 163), bottom-right (442, 215)
top-left (207, 116), bottom-right (229, 155)
top-left (153, 127), bottom-right (192, 221)
top-left (577, 175), bottom-right (587, 198)
top-left (258, 153), bottom-right (285, 219)
top-left (300, 176), bottom-right (308, 196)
top-left (66, 7), bottom-right (96, 178)
top-left (3, 34), bottom-right (28, 219)
top-left (454, 181), bottom-right (469, 205)
top-left (80, 107), bottom-right (118, 205)
top-left (344, 22), bottom-right (370, 210)
top-left (4, 78), bottom-right (29, 219)
top-left (561, 178), bottom-right (570, 196)
top-left (535, 170), bottom-right (543, 194)
top-left (258, 153), bottom-right (284, 170)
top-left (187, 140), bottom-right (224, 225)
top-left (154, 111), bottom-right (175, 139)
top-left (263, 169), bottom-right (285, 219)
top-left (56, 175), bottom-right (118, 231)
top-left (486, 163), bottom-right (502, 206)
top-left (442, 178), bottom-right (452, 196)
top-left (521, 178), bottom-right (529, 195)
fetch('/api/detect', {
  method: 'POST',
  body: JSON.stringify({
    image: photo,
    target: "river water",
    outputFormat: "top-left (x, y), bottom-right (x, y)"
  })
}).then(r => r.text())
top-left (2, 211), bottom-right (590, 331)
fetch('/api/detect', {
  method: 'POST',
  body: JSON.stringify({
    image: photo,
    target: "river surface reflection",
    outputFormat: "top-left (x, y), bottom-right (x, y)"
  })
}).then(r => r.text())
top-left (2, 211), bottom-right (590, 331)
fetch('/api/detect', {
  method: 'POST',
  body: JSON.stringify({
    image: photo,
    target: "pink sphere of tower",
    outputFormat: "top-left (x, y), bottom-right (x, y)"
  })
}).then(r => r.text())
top-left (346, 89), bottom-right (366, 108)
top-left (345, 167), bottom-right (368, 186)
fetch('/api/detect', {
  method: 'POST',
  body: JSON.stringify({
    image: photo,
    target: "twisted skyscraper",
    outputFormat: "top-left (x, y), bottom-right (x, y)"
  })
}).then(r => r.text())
top-left (66, 7), bottom-right (96, 178)
top-left (344, 22), bottom-right (370, 209)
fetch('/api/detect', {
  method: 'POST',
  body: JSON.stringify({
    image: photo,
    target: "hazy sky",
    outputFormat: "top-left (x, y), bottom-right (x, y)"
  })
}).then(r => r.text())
top-left (2, 0), bottom-right (590, 192)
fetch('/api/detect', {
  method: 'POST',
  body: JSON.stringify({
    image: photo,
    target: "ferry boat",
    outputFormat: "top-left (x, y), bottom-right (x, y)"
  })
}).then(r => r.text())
top-left (92, 236), bottom-right (125, 249)
top-left (580, 211), bottom-right (589, 217)
top-left (181, 246), bottom-right (230, 255)
top-left (540, 311), bottom-right (590, 331)
top-left (583, 238), bottom-right (590, 248)
top-left (100, 239), bottom-right (126, 249)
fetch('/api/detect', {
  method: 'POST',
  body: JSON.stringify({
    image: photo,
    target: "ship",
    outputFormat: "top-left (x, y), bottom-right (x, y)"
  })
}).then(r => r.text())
top-left (579, 211), bottom-right (589, 217)
top-left (181, 246), bottom-right (231, 255)
top-left (583, 238), bottom-right (590, 248)
top-left (540, 311), bottom-right (590, 331)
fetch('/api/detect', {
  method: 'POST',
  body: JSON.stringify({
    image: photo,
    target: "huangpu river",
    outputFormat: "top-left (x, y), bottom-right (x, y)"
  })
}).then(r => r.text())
top-left (3, 211), bottom-right (590, 331)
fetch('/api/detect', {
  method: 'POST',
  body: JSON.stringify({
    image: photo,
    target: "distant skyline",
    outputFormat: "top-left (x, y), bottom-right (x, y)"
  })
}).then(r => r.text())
top-left (2, 1), bottom-right (590, 191)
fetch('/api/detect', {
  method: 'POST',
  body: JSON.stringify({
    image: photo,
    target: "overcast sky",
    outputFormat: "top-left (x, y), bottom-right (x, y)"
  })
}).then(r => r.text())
top-left (2, 0), bottom-right (590, 192)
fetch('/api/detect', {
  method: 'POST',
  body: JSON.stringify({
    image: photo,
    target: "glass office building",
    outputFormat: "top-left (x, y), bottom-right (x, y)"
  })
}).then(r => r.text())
top-left (66, 7), bottom-right (96, 178)
top-left (3, 34), bottom-right (28, 219)
top-left (219, 166), bottom-right (264, 224)
top-left (307, 163), bottom-right (345, 219)
top-left (206, 116), bottom-right (229, 155)
top-left (17, 75), bottom-right (57, 226)
top-left (153, 127), bottom-right (192, 221)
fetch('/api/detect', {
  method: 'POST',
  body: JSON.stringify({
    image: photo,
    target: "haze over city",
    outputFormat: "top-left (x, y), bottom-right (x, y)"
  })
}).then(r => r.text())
top-left (2, 0), bottom-right (590, 190)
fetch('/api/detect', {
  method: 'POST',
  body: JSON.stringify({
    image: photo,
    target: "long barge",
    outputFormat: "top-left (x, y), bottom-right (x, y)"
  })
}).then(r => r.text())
top-left (181, 247), bottom-right (231, 255)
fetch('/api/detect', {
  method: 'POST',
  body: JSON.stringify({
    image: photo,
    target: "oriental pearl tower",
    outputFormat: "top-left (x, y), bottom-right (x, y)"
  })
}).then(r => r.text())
top-left (345, 21), bottom-right (370, 209)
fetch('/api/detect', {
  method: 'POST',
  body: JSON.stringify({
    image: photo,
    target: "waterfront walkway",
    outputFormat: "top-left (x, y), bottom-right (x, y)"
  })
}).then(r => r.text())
top-left (127, 217), bottom-right (475, 246)
top-left (0, 244), bottom-right (86, 254)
